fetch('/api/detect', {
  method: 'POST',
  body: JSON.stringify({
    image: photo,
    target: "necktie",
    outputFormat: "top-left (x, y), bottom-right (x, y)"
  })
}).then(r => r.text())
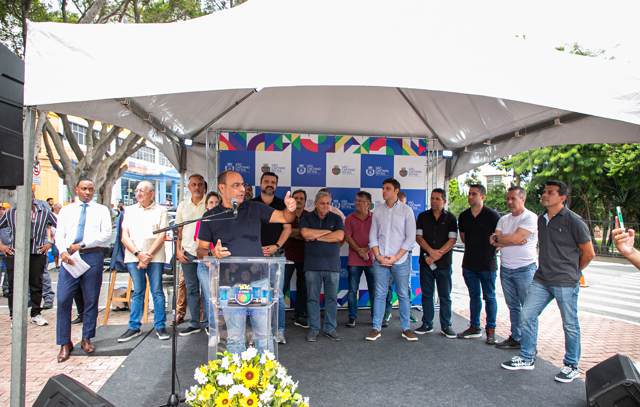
top-left (73, 203), bottom-right (88, 244)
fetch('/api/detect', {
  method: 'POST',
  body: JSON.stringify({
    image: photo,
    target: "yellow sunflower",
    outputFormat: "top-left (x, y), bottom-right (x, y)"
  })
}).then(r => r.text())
top-left (240, 365), bottom-right (260, 389)
top-left (214, 391), bottom-right (231, 406)
top-left (239, 393), bottom-right (259, 407)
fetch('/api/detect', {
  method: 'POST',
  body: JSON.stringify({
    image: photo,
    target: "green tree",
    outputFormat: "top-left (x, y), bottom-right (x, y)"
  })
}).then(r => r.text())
top-left (447, 178), bottom-right (467, 217)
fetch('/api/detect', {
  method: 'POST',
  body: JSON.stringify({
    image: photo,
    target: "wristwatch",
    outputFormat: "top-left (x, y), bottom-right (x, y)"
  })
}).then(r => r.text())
top-left (275, 243), bottom-right (281, 249)
top-left (80, 243), bottom-right (86, 249)
top-left (134, 250), bottom-right (141, 257)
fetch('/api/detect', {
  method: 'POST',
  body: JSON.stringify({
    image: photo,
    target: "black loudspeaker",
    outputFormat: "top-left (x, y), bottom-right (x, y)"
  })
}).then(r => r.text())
top-left (0, 43), bottom-right (24, 188)
top-left (33, 374), bottom-right (115, 407)
top-left (586, 354), bottom-right (640, 407)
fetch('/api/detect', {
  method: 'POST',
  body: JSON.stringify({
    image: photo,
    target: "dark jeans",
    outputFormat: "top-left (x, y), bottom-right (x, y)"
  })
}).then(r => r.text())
top-left (284, 262), bottom-right (307, 319)
top-left (56, 251), bottom-right (104, 345)
top-left (347, 265), bottom-right (374, 320)
top-left (462, 268), bottom-right (497, 329)
top-left (419, 264), bottom-right (452, 329)
top-left (6, 254), bottom-right (47, 317)
top-left (181, 253), bottom-right (205, 328)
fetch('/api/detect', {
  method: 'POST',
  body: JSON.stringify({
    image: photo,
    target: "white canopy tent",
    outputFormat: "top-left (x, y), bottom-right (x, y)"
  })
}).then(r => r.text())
top-left (24, 0), bottom-right (640, 178)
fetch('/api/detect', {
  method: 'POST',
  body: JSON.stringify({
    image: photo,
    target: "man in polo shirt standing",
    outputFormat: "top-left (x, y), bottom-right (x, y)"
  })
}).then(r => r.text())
top-left (414, 188), bottom-right (458, 338)
top-left (366, 178), bottom-right (417, 342)
top-left (118, 181), bottom-right (170, 342)
top-left (344, 191), bottom-right (374, 328)
top-left (300, 191), bottom-right (344, 342)
top-left (253, 171), bottom-right (292, 343)
top-left (196, 170), bottom-right (296, 354)
top-left (457, 184), bottom-right (501, 344)
top-left (490, 186), bottom-right (538, 350)
top-left (176, 174), bottom-right (208, 337)
top-left (502, 180), bottom-right (594, 383)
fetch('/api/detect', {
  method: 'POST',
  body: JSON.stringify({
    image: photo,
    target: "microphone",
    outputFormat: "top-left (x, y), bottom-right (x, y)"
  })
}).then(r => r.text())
top-left (231, 199), bottom-right (239, 217)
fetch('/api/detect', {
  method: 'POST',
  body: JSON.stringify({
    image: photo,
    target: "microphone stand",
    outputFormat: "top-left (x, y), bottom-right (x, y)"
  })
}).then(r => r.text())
top-left (154, 208), bottom-right (235, 407)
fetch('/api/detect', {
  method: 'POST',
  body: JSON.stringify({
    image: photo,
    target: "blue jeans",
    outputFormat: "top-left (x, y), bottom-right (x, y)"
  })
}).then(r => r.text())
top-left (223, 306), bottom-right (271, 355)
top-left (419, 264), bottom-right (452, 329)
top-left (520, 280), bottom-right (581, 367)
top-left (500, 263), bottom-right (536, 341)
top-left (279, 262), bottom-right (306, 331)
top-left (197, 262), bottom-right (212, 328)
top-left (182, 253), bottom-right (206, 328)
top-left (41, 267), bottom-right (55, 303)
top-left (127, 262), bottom-right (166, 330)
top-left (347, 265), bottom-right (374, 320)
top-left (462, 268), bottom-right (497, 329)
top-left (372, 257), bottom-right (411, 331)
top-left (305, 271), bottom-right (339, 333)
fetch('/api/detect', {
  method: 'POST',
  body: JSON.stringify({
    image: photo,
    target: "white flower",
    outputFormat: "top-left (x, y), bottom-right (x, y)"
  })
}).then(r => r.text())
top-left (194, 368), bottom-right (208, 385)
top-left (232, 353), bottom-right (241, 366)
top-left (291, 381), bottom-right (298, 392)
top-left (259, 389), bottom-right (274, 404)
top-left (241, 347), bottom-right (258, 361)
top-left (303, 396), bottom-right (310, 405)
top-left (185, 386), bottom-right (198, 402)
top-left (262, 350), bottom-right (275, 361)
top-left (259, 354), bottom-right (267, 365)
top-left (229, 384), bottom-right (250, 398)
top-left (276, 366), bottom-right (288, 381)
top-left (221, 356), bottom-right (230, 370)
top-left (216, 373), bottom-right (234, 387)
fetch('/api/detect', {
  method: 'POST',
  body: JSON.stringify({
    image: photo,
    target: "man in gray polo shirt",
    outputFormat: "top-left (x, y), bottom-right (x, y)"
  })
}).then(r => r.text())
top-left (501, 180), bottom-right (595, 384)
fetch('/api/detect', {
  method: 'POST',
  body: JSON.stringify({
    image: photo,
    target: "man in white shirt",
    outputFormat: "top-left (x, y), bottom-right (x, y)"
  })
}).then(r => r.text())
top-left (55, 177), bottom-right (112, 363)
top-left (119, 180), bottom-right (169, 343)
top-left (366, 178), bottom-right (417, 342)
top-left (175, 174), bottom-right (208, 336)
top-left (490, 186), bottom-right (538, 350)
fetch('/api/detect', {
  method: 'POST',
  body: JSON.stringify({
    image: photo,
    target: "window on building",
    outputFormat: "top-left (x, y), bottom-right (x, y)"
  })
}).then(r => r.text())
top-left (69, 123), bottom-right (87, 145)
top-left (121, 178), bottom-right (158, 205)
top-left (158, 152), bottom-right (172, 167)
top-left (486, 175), bottom-right (503, 190)
top-left (132, 145), bottom-right (156, 163)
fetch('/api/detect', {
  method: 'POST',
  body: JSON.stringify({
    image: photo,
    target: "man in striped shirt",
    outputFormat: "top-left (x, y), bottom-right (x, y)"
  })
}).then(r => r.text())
top-left (0, 197), bottom-right (57, 326)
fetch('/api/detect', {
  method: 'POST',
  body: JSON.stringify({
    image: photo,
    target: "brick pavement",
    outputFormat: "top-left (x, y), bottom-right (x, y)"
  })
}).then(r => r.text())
top-left (454, 303), bottom-right (640, 374)
top-left (0, 309), bottom-right (129, 406)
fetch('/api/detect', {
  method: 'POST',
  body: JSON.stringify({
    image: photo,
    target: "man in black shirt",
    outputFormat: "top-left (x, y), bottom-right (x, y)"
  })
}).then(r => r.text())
top-left (457, 184), bottom-right (500, 344)
top-left (253, 171), bottom-right (292, 344)
top-left (196, 170), bottom-right (296, 354)
top-left (414, 188), bottom-right (458, 338)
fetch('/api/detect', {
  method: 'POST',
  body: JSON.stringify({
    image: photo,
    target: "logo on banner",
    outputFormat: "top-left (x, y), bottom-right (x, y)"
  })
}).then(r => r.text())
top-left (398, 166), bottom-right (423, 178)
top-left (364, 165), bottom-right (391, 178)
top-left (332, 198), bottom-right (355, 212)
top-left (296, 164), bottom-right (321, 176)
top-left (224, 162), bottom-right (251, 173)
top-left (332, 164), bottom-right (356, 177)
top-left (260, 163), bottom-right (286, 175)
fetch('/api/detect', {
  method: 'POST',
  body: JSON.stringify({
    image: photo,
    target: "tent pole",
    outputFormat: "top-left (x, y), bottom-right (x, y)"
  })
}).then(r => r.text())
top-left (10, 107), bottom-right (37, 407)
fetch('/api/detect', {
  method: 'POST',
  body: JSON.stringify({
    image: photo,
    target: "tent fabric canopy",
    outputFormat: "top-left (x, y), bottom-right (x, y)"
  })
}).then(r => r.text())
top-left (24, 0), bottom-right (640, 177)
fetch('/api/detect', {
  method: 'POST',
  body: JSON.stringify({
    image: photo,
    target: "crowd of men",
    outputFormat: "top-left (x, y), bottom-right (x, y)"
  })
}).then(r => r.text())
top-left (1, 170), bottom-right (639, 385)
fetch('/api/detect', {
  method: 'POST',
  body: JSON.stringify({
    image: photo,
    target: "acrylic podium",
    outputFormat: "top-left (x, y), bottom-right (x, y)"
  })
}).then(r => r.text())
top-left (201, 256), bottom-right (284, 360)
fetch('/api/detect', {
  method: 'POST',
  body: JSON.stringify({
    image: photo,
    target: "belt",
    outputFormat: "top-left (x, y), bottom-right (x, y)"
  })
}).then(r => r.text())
top-left (79, 247), bottom-right (104, 254)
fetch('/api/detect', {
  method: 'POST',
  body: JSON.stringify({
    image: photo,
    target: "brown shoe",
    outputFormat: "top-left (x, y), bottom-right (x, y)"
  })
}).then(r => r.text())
top-left (57, 342), bottom-right (73, 363)
top-left (365, 329), bottom-right (381, 341)
top-left (172, 315), bottom-right (185, 326)
top-left (80, 338), bottom-right (95, 354)
top-left (402, 329), bottom-right (418, 342)
top-left (486, 328), bottom-right (496, 345)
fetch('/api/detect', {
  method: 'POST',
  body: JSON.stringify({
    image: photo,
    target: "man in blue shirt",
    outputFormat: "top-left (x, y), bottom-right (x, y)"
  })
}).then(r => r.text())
top-left (299, 191), bottom-right (344, 342)
top-left (366, 178), bottom-right (417, 342)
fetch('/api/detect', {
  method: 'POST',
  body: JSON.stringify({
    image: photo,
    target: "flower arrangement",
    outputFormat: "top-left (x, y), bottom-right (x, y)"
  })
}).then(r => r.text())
top-left (185, 347), bottom-right (309, 407)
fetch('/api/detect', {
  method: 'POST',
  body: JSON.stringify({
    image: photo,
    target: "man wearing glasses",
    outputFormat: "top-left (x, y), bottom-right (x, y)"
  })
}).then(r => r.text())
top-left (196, 170), bottom-right (296, 354)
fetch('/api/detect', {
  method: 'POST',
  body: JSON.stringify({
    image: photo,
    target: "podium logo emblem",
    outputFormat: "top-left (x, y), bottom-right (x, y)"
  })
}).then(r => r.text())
top-left (235, 285), bottom-right (252, 305)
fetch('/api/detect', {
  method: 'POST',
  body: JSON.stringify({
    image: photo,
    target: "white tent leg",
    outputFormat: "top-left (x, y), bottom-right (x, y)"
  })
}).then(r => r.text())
top-left (10, 108), bottom-right (36, 407)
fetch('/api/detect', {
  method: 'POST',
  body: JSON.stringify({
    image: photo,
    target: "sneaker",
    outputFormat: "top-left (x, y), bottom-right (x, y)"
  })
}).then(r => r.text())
top-left (409, 311), bottom-right (418, 324)
top-left (204, 327), bottom-right (210, 336)
top-left (179, 326), bottom-right (202, 337)
top-left (276, 331), bottom-right (287, 344)
top-left (323, 331), bottom-right (342, 341)
top-left (365, 329), bottom-right (381, 341)
top-left (441, 326), bottom-right (457, 339)
top-left (294, 318), bottom-right (310, 329)
top-left (554, 365), bottom-right (580, 383)
top-left (306, 331), bottom-right (319, 342)
top-left (384, 312), bottom-right (392, 322)
top-left (457, 326), bottom-right (482, 339)
top-left (30, 314), bottom-right (48, 326)
top-left (402, 330), bottom-right (418, 342)
top-left (381, 320), bottom-right (390, 328)
top-left (345, 318), bottom-right (356, 328)
top-left (414, 324), bottom-right (434, 334)
top-left (501, 356), bottom-right (535, 371)
top-left (486, 328), bottom-right (496, 345)
top-left (496, 336), bottom-right (521, 350)
top-left (42, 301), bottom-right (53, 310)
top-left (156, 328), bottom-right (170, 340)
top-left (117, 329), bottom-right (142, 343)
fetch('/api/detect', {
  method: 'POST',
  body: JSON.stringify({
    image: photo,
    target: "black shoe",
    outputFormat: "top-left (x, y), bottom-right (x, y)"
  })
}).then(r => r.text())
top-left (71, 316), bottom-right (83, 325)
top-left (381, 319), bottom-right (390, 328)
top-left (345, 318), bottom-right (356, 328)
top-left (414, 324), bottom-right (434, 335)
top-left (554, 365), bottom-right (580, 383)
top-left (441, 326), bottom-right (457, 339)
top-left (496, 336), bottom-right (521, 349)
top-left (457, 326), bottom-right (482, 339)
top-left (293, 318), bottom-right (310, 329)
top-left (117, 329), bottom-right (142, 343)
top-left (179, 326), bottom-right (202, 337)
top-left (306, 331), bottom-right (319, 342)
top-left (156, 328), bottom-right (170, 340)
top-left (323, 330), bottom-right (342, 341)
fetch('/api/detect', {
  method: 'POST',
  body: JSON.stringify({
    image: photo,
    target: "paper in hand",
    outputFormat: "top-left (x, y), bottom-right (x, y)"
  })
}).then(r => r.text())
top-left (65, 250), bottom-right (91, 278)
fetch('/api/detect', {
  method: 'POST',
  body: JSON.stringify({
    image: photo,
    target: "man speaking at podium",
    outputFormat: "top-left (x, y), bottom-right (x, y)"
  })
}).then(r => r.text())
top-left (196, 170), bottom-right (296, 354)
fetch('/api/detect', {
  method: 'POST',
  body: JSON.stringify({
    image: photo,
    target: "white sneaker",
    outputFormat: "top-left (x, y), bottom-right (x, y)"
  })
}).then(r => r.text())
top-left (31, 314), bottom-right (48, 326)
top-left (276, 331), bottom-right (287, 344)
